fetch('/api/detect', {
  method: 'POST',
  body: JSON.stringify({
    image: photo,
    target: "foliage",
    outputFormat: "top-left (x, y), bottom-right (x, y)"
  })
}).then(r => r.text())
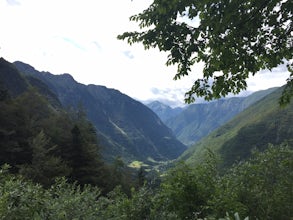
top-left (99, 186), bottom-right (154, 220)
top-left (149, 144), bottom-right (292, 219)
top-left (67, 123), bottom-right (105, 186)
top-left (211, 144), bottom-right (293, 219)
top-left (109, 157), bottom-right (134, 194)
top-left (0, 89), bottom-right (119, 192)
top-left (44, 178), bottom-right (102, 219)
top-left (0, 165), bottom-right (102, 220)
top-left (1, 143), bottom-right (292, 219)
top-left (0, 89), bottom-right (52, 170)
top-left (0, 165), bottom-right (48, 220)
top-left (280, 70), bottom-right (293, 106)
top-left (152, 151), bottom-right (219, 219)
top-left (0, 165), bottom-right (151, 220)
top-left (19, 130), bottom-right (71, 187)
top-left (118, 0), bottom-right (293, 104)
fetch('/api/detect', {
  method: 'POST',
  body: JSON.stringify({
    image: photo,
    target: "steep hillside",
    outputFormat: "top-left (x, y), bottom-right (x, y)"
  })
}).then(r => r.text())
top-left (14, 61), bottom-right (187, 164)
top-left (0, 58), bottom-right (117, 189)
top-left (180, 86), bottom-right (293, 167)
top-left (165, 88), bottom-right (277, 146)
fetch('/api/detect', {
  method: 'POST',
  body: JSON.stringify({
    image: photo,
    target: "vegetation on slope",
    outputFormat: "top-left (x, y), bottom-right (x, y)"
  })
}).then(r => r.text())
top-left (180, 86), bottom-right (293, 167)
top-left (161, 88), bottom-right (277, 146)
top-left (0, 58), bottom-right (137, 193)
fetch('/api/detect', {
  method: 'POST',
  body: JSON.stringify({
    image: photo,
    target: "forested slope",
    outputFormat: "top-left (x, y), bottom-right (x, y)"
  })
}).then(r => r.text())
top-left (0, 58), bottom-right (134, 192)
top-left (180, 86), bottom-right (293, 167)
top-left (162, 88), bottom-right (277, 146)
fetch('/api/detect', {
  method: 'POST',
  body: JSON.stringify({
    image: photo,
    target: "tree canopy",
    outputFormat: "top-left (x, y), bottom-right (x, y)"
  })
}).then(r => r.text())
top-left (118, 0), bottom-right (293, 104)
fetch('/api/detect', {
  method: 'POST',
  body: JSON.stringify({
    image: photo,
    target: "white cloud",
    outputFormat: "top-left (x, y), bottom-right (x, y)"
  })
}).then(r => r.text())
top-left (6, 0), bottom-right (20, 6)
top-left (0, 0), bottom-right (290, 106)
top-left (123, 50), bottom-right (134, 59)
top-left (246, 67), bottom-right (288, 92)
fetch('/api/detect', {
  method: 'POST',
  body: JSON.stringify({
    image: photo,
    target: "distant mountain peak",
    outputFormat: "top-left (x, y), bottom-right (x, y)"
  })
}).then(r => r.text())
top-left (147, 101), bottom-right (184, 123)
top-left (59, 73), bottom-right (75, 80)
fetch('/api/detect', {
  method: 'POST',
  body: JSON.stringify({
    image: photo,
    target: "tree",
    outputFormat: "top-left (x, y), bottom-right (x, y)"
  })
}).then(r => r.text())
top-left (153, 158), bottom-right (218, 219)
top-left (19, 131), bottom-right (71, 187)
top-left (67, 124), bottom-right (109, 189)
top-left (137, 167), bottom-right (146, 187)
top-left (109, 156), bottom-right (133, 194)
top-left (118, 0), bottom-right (293, 104)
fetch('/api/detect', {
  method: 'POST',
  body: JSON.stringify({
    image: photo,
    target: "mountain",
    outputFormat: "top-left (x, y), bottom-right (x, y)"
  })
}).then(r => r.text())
top-left (163, 88), bottom-right (277, 146)
top-left (14, 61), bottom-right (187, 164)
top-left (0, 58), bottom-right (61, 107)
top-left (0, 58), bottom-right (121, 189)
top-left (180, 86), bottom-right (293, 167)
top-left (146, 101), bottom-right (184, 122)
top-left (0, 58), bottom-right (28, 97)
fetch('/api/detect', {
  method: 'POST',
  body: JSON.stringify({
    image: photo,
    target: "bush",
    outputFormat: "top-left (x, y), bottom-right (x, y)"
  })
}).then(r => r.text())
top-left (211, 143), bottom-right (293, 219)
top-left (0, 165), bottom-right (102, 219)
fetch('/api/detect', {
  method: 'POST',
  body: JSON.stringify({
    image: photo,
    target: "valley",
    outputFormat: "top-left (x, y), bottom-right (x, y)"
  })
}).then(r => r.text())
top-left (0, 57), bottom-right (292, 219)
top-left (1, 57), bottom-right (292, 173)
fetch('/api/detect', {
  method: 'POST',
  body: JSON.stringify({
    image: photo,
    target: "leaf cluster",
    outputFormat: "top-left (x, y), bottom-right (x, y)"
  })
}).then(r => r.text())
top-left (118, 0), bottom-right (293, 104)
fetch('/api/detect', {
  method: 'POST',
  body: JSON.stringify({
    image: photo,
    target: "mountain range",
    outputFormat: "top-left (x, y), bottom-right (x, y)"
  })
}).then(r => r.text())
top-left (148, 88), bottom-right (277, 146)
top-left (1, 58), bottom-right (292, 220)
top-left (0, 58), bottom-right (187, 165)
top-left (1, 57), bottom-right (292, 172)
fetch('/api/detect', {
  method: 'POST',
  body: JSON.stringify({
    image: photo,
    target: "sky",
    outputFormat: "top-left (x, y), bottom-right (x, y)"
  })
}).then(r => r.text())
top-left (0, 0), bottom-right (290, 107)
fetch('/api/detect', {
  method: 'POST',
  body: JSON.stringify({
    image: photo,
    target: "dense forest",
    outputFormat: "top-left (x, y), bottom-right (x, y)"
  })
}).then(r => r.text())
top-left (0, 87), bottom-right (136, 191)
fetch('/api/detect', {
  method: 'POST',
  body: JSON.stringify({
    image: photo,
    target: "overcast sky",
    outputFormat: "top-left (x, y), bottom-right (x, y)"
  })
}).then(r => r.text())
top-left (0, 0), bottom-right (289, 107)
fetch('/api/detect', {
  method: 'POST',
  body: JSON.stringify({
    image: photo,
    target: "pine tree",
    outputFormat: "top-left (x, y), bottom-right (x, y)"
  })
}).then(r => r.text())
top-left (19, 130), bottom-right (71, 187)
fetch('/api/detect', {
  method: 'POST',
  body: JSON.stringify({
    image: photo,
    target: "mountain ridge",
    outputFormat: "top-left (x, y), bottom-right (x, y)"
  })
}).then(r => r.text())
top-left (146, 101), bottom-right (184, 122)
top-left (149, 87), bottom-right (278, 146)
top-left (13, 60), bottom-right (187, 164)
